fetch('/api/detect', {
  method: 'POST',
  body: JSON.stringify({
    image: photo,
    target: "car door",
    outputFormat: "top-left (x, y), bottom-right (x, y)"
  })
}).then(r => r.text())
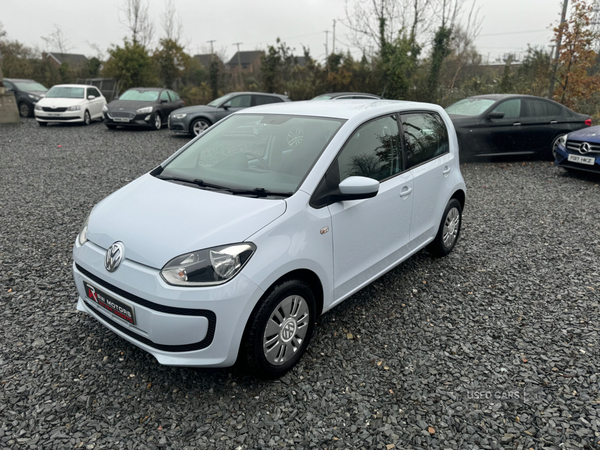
top-left (216, 95), bottom-right (251, 121)
top-left (401, 112), bottom-right (454, 250)
top-left (327, 114), bottom-right (414, 303)
top-left (86, 87), bottom-right (102, 118)
top-left (480, 98), bottom-right (529, 154)
top-left (521, 98), bottom-right (564, 153)
top-left (168, 90), bottom-right (185, 111)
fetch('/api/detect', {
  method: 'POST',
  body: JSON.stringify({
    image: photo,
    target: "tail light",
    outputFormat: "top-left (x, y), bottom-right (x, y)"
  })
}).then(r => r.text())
top-left (585, 119), bottom-right (592, 126)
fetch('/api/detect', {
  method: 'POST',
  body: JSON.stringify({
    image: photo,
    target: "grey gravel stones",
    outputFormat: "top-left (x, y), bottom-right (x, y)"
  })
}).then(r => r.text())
top-left (1, 119), bottom-right (600, 449)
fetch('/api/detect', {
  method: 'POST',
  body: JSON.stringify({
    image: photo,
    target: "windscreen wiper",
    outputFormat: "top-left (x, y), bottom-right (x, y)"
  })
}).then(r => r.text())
top-left (156, 176), bottom-right (236, 193)
top-left (228, 187), bottom-right (293, 198)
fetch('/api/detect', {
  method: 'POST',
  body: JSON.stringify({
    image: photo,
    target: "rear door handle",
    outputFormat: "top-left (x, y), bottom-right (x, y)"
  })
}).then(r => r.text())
top-left (399, 187), bottom-right (413, 198)
top-left (550, 120), bottom-right (558, 124)
top-left (442, 166), bottom-right (451, 175)
top-left (513, 122), bottom-right (521, 126)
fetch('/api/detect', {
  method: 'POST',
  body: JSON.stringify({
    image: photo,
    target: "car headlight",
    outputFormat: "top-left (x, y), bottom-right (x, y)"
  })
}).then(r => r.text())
top-left (35, 104), bottom-right (42, 111)
top-left (172, 113), bottom-right (186, 119)
top-left (67, 105), bottom-right (81, 111)
top-left (102, 105), bottom-right (108, 112)
top-left (136, 106), bottom-right (153, 114)
top-left (77, 213), bottom-right (90, 246)
top-left (160, 243), bottom-right (256, 286)
top-left (28, 94), bottom-right (40, 100)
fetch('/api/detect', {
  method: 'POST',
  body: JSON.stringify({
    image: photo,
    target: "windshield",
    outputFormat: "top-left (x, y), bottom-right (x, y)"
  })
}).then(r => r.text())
top-left (159, 114), bottom-right (345, 195)
top-left (46, 86), bottom-right (84, 99)
top-left (14, 81), bottom-right (47, 92)
top-left (312, 95), bottom-right (334, 100)
top-left (119, 90), bottom-right (160, 101)
top-left (207, 93), bottom-right (234, 107)
top-left (445, 98), bottom-right (496, 116)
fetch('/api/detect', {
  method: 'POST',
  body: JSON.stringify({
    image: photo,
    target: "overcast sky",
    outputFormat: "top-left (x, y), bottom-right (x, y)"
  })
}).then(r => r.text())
top-left (2, 0), bottom-right (563, 64)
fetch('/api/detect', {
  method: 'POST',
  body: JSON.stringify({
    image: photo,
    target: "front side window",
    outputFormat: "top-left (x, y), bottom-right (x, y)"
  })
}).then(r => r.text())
top-left (492, 99), bottom-right (521, 118)
top-left (402, 113), bottom-right (449, 168)
top-left (336, 115), bottom-right (402, 182)
top-left (225, 95), bottom-right (251, 108)
top-left (159, 114), bottom-right (345, 195)
top-left (46, 86), bottom-right (85, 99)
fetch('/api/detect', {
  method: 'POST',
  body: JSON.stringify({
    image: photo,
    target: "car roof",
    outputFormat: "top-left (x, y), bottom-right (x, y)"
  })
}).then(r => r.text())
top-left (5, 78), bottom-right (36, 82)
top-left (315, 92), bottom-right (381, 98)
top-left (49, 84), bottom-right (96, 89)
top-left (466, 94), bottom-right (556, 101)
top-left (237, 99), bottom-right (441, 120)
top-left (225, 91), bottom-right (288, 99)
top-left (126, 87), bottom-right (164, 91)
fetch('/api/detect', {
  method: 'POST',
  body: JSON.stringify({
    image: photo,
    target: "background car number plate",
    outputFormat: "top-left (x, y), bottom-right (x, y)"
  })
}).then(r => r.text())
top-left (568, 154), bottom-right (595, 165)
top-left (114, 117), bottom-right (130, 122)
top-left (47, 113), bottom-right (60, 117)
top-left (83, 282), bottom-right (136, 325)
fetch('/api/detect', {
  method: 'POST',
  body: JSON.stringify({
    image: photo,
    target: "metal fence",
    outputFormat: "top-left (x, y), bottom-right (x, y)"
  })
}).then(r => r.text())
top-left (76, 78), bottom-right (119, 102)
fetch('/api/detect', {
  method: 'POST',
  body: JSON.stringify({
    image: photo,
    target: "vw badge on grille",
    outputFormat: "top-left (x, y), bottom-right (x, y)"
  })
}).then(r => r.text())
top-left (105, 242), bottom-right (125, 272)
top-left (580, 142), bottom-right (591, 155)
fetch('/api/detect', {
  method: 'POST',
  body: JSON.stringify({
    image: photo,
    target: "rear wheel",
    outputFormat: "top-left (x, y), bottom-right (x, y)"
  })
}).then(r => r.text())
top-left (243, 279), bottom-right (316, 378)
top-left (551, 134), bottom-right (567, 160)
top-left (428, 198), bottom-right (462, 257)
top-left (18, 102), bottom-right (32, 117)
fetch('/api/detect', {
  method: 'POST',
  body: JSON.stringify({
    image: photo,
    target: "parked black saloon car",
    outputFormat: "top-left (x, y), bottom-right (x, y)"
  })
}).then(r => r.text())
top-left (4, 78), bottom-right (48, 117)
top-left (168, 92), bottom-right (289, 136)
top-left (103, 87), bottom-right (185, 130)
top-left (446, 94), bottom-right (591, 160)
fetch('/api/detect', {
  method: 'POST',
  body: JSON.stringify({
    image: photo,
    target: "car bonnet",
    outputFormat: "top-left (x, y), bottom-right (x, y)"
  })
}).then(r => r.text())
top-left (86, 174), bottom-right (287, 269)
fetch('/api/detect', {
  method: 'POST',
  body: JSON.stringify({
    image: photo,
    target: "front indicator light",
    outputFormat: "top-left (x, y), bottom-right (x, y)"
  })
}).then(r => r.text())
top-left (161, 243), bottom-right (256, 286)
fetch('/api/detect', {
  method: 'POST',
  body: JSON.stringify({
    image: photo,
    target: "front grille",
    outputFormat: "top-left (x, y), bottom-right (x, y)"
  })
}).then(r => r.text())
top-left (566, 141), bottom-right (600, 154)
top-left (109, 111), bottom-right (135, 119)
top-left (42, 107), bottom-right (67, 112)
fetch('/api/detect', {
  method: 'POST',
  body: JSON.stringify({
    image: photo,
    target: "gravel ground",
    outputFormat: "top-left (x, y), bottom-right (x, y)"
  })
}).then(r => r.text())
top-left (1, 118), bottom-right (600, 450)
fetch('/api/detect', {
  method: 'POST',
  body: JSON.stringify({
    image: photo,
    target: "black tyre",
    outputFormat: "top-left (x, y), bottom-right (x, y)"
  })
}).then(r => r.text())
top-left (106, 124), bottom-right (117, 130)
top-left (190, 118), bottom-right (210, 136)
top-left (38, 121), bottom-right (47, 127)
top-left (428, 198), bottom-right (462, 257)
top-left (153, 113), bottom-right (162, 130)
top-left (243, 279), bottom-right (316, 378)
top-left (83, 110), bottom-right (91, 126)
top-left (18, 102), bottom-right (32, 118)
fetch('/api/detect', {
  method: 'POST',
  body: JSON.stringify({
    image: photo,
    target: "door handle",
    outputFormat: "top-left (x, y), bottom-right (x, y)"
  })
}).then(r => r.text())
top-left (442, 166), bottom-right (451, 175)
top-left (399, 187), bottom-right (413, 198)
top-left (550, 120), bottom-right (558, 124)
top-left (513, 122), bottom-right (521, 126)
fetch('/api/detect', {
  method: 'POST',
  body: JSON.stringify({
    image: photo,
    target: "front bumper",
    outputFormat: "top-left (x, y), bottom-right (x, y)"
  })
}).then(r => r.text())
top-left (554, 144), bottom-right (600, 173)
top-left (167, 116), bottom-right (190, 133)
top-left (73, 240), bottom-right (264, 367)
top-left (35, 110), bottom-right (84, 123)
top-left (104, 111), bottom-right (154, 128)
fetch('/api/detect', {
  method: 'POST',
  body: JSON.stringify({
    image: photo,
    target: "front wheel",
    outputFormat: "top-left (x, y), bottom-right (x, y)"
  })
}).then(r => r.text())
top-left (153, 113), bottom-right (162, 130)
top-left (243, 280), bottom-right (316, 378)
top-left (83, 110), bottom-right (91, 126)
top-left (19, 102), bottom-right (32, 117)
top-left (428, 198), bottom-right (462, 257)
top-left (551, 134), bottom-right (567, 160)
top-left (190, 118), bottom-right (210, 136)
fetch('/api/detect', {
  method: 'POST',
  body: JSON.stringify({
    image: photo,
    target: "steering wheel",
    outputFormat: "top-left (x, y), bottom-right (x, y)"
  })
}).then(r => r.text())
top-left (244, 152), bottom-right (271, 170)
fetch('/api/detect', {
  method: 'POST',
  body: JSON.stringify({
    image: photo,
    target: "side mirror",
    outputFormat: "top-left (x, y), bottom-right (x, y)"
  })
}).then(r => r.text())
top-left (487, 111), bottom-right (505, 119)
top-left (337, 176), bottom-right (379, 201)
top-left (87, 95), bottom-right (96, 100)
top-left (222, 103), bottom-right (230, 110)
top-left (160, 98), bottom-right (168, 103)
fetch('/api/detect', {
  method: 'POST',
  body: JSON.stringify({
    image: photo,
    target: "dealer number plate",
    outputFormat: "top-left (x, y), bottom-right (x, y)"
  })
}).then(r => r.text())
top-left (84, 282), bottom-right (136, 325)
top-left (568, 154), bottom-right (595, 165)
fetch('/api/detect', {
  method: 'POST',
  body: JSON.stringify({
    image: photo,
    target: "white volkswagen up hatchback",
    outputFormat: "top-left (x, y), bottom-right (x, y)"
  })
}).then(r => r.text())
top-left (73, 100), bottom-right (466, 377)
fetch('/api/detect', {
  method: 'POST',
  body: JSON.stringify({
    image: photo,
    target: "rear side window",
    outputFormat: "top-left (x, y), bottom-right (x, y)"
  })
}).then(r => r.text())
top-left (336, 115), bottom-right (402, 182)
top-left (526, 99), bottom-right (562, 117)
top-left (402, 113), bottom-right (449, 169)
top-left (492, 99), bottom-right (522, 118)
top-left (168, 90), bottom-right (180, 101)
top-left (226, 95), bottom-right (251, 108)
top-left (253, 95), bottom-right (280, 106)
top-left (160, 90), bottom-right (170, 102)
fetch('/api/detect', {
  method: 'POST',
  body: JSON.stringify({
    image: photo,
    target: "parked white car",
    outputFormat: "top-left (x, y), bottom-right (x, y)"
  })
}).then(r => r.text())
top-left (34, 84), bottom-right (106, 126)
top-left (73, 100), bottom-right (466, 377)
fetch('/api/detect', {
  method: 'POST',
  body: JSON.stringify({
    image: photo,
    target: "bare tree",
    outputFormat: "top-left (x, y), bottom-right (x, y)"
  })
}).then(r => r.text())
top-left (161, 0), bottom-right (183, 43)
top-left (446, 0), bottom-right (482, 90)
top-left (41, 25), bottom-right (73, 53)
top-left (119, 0), bottom-right (154, 48)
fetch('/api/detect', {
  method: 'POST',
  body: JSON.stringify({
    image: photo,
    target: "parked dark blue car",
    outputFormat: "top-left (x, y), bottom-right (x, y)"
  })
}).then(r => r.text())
top-left (554, 125), bottom-right (600, 174)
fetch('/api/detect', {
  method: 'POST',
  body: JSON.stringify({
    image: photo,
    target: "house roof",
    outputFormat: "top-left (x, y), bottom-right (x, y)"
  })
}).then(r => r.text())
top-left (46, 52), bottom-right (89, 66)
top-left (226, 51), bottom-right (264, 67)
top-left (193, 54), bottom-right (223, 68)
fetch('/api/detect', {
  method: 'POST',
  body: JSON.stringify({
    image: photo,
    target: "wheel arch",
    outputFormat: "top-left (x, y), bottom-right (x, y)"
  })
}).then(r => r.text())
top-left (451, 189), bottom-right (466, 211)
